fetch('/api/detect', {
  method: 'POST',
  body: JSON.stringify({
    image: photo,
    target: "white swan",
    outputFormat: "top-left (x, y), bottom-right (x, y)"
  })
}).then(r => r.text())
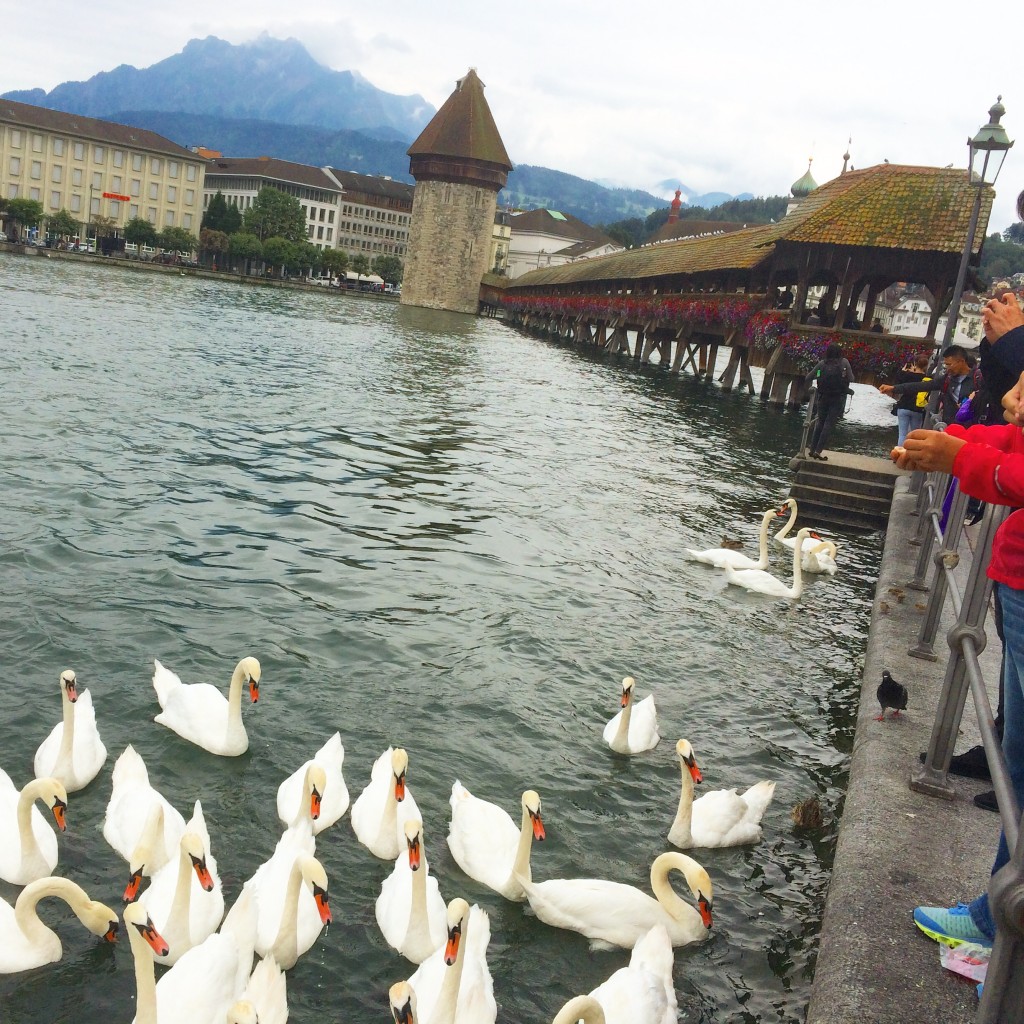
top-left (153, 657), bottom-right (261, 756)
top-left (802, 539), bottom-right (838, 576)
top-left (276, 732), bottom-right (349, 833)
top-left (125, 888), bottom-right (257, 1024)
top-left (551, 995), bottom-right (606, 1024)
top-left (723, 527), bottom-right (813, 599)
top-left (773, 498), bottom-right (823, 553)
top-left (0, 876), bottom-right (118, 974)
top-left (518, 850), bottom-right (713, 949)
top-left (377, 819), bottom-right (448, 963)
top-left (227, 955), bottom-right (288, 1024)
top-left (405, 898), bottom-right (497, 1024)
top-left (104, 745), bottom-right (187, 899)
top-left (668, 739), bottom-right (776, 849)
top-left (242, 840), bottom-right (332, 969)
top-left (137, 804), bottom-right (224, 965)
top-left (585, 924), bottom-right (678, 1024)
top-left (0, 769), bottom-right (68, 886)
top-left (602, 677), bottom-right (660, 754)
top-left (685, 506), bottom-right (783, 569)
top-left (33, 668), bottom-right (107, 792)
top-left (351, 747), bottom-right (421, 860)
top-left (447, 784), bottom-right (545, 901)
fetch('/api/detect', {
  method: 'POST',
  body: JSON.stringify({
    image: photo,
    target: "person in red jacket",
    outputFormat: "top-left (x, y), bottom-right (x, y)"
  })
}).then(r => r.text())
top-left (891, 286), bottom-right (1024, 947)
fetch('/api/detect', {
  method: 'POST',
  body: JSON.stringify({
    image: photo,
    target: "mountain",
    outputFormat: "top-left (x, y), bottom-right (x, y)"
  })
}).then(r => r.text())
top-left (2, 35), bottom-right (433, 141)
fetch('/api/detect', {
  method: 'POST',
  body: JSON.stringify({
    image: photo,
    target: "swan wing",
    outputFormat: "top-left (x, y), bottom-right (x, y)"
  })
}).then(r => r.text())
top-left (627, 695), bottom-right (660, 752)
top-left (692, 782), bottom-right (775, 846)
top-left (723, 565), bottom-right (791, 597)
top-left (315, 732), bottom-right (349, 829)
top-left (0, 773), bottom-right (58, 884)
top-left (447, 782), bottom-right (520, 891)
top-left (455, 906), bottom-right (497, 1024)
top-left (154, 682), bottom-right (231, 742)
top-left (590, 927), bottom-right (677, 1024)
top-left (153, 932), bottom-right (240, 1024)
top-left (0, 892), bottom-right (61, 972)
top-left (350, 747), bottom-right (392, 845)
top-left (243, 953), bottom-right (288, 1024)
top-left (152, 659), bottom-right (184, 708)
top-left (376, 855), bottom-right (414, 951)
top-left (686, 547), bottom-right (759, 569)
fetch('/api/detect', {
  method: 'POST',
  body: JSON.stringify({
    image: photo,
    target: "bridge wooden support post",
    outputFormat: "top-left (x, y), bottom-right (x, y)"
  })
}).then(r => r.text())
top-left (639, 321), bottom-right (659, 364)
top-left (760, 346), bottom-right (784, 400)
top-left (594, 320), bottom-right (607, 349)
top-left (670, 327), bottom-right (689, 373)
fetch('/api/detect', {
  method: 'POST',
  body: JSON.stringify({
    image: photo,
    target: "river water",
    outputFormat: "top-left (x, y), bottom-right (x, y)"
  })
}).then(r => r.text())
top-left (0, 253), bottom-right (894, 1023)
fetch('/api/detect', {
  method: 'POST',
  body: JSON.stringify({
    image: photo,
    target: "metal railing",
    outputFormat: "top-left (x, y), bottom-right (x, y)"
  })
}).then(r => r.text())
top-left (906, 475), bottom-right (1023, 1022)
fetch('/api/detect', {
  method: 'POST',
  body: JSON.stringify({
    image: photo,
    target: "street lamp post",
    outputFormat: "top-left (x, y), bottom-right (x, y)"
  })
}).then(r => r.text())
top-left (936, 97), bottom-right (1014, 360)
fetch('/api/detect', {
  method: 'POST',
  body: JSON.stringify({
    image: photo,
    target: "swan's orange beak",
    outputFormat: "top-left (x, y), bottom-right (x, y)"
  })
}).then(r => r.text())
top-left (444, 921), bottom-right (462, 966)
top-left (313, 884), bottom-right (332, 926)
top-left (686, 755), bottom-right (703, 785)
top-left (776, 504), bottom-right (789, 517)
top-left (248, 677), bottom-right (259, 703)
top-left (134, 916), bottom-right (170, 957)
top-left (65, 679), bottom-right (78, 702)
top-left (697, 893), bottom-right (713, 929)
top-left (531, 809), bottom-right (546, 841)
top-left (310, 785), bottom-right (322, 821)
top-left (102, 920), bottom-right (119, 943)
top-left (394, 771), bottom-right (406, 802)
top-left (407, 834), bottom-right (421, 871)
top-left (51, 797), bottom-right (67, 832)
top-left (190, 854), bottom-right (215, 892)
top-left (123, 868), bottom-right (143, 903)
top-left (392, 998), bottom-right (415, 1024)
top-left (619, 689), bottom-right (630, 708)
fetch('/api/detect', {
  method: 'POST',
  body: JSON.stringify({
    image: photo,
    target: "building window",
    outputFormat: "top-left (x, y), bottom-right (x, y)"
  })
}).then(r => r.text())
top-left (164, 210), bottom-right (174, 226)
top-left (147, 207), bottom-right (156, 223)
top-left (7, 185), bottom-right (18, 199)
top-left (148, 183), bottom-right (159, 200)
top-left (73, 142), bottom-right (84, 160)
top-left (90, 195), bottom-right (100, 215)
top-left (71, 194), bottom-right (83, 212)
top-left (167, 186), bottom-right (177, 203)
top-left (113, 149), bottom-right (124, 167)
top-left (131, 179), bottom-right (140, 196)
top-left (132, 154), bottom-right (142, 171)
top-left (301, 205), bottom-right (308, 218)
top-left (50, 191), bottom-right (60, 209)
top-left (307, 225), bottom-right (314, 238)
top-left (326, 227), bottom-right (333, 241)
top-left (150, 158), bottom-right (162, 174)
top-left (51, 165), bottom-right (62, 183)
top-left (10, 130), bottom-right (22, 148)
top-left (185, 189), bottom-right (194, 205)
top-left (328, 210), bottom-right (335, 223)
top-left (319, 208), bottom-right (326, 221)
top-left (29, 187), bottom-right (40, 200)
top-left (317, 225), bottom-right (324, 239)
top-left (112, 175), bottom-right (122, 191)
top-left (168, 160), bottom-right (179, 178)
top-left (9, 157), bottom-right (20, 174)
top-left (92, 172), bottom-right (102, 189)
top-left (129, 203), bottom-right (139, 218)
top-left (186, 164), bottom-right (196, 181)
top-left (183, 213), bottom-right (192, 229)
top-left (32, 134), bottom-right (43, 152)
top-left (72, 168), bottom-right (82, 186)
top-left (53, 139), bottom-right (64, 156)
top-left (93, 146), bottom-right (105, 163)
top-left (30, 161), bottom-right (41, 180)
top-left (110, 200), bottom-right (120, 218)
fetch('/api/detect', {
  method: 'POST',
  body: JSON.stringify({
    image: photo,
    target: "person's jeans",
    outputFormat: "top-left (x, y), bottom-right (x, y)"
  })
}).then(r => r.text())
top-left (968, 581), bottom-right (1024, 938)
top-left (897, 408), bottom-right (924, 446)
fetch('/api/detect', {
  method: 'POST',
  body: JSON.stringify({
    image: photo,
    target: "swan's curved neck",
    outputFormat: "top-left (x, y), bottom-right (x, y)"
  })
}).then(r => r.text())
top-left (650, 857), bottom-right (696, 924)
top-left (14, 877), bottom-right (87, 954)
top-left (409, 852), bottom-right (428, 933)
top-left (670, 762), bottom-right (694, 845)
top-left (127, 916), bottom-right (158, 1024)
top-left (226, 664), bottom-right (247, 731)
top-left (433, 916), bottom-right (469, 1024)
top-left (511, 802), bottom-right (536, 884)
top-left (16, 781), bottom-right (49, 862)
top-left (552, 995), bottom-right (606, 1024)
top-left (787, 534), bottom-right (804, 597)
top-left (164, 844), bottom-right (194, 938)
top-left (774, 503), bottom-right (797, 543)
top-left (273, 859), bottom-right (304, 966)
top-left (612, 694), bottom-right (633, 748)
top-left (756, 510), bottom-right (775, 560)
top-left (57, 684), bottom-right (75, 763)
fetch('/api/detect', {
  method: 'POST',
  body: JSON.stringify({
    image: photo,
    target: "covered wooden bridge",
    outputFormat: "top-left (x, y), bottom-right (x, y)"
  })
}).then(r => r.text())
top-left (482, 163), bottom-right (994, 407)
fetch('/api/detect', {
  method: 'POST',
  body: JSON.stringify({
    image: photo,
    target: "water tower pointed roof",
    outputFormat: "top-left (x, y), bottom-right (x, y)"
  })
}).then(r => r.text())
top-left (408, 68), bottom-right (512, 171)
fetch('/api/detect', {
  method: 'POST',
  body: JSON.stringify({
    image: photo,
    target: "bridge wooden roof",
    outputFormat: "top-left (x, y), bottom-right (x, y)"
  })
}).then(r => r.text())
top-left (506, 163), bottom-right (994, 289)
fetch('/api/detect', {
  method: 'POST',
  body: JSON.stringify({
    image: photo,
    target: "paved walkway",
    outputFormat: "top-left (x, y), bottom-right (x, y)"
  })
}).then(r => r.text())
top-left (806, 475), bottom-right (1001, 1024)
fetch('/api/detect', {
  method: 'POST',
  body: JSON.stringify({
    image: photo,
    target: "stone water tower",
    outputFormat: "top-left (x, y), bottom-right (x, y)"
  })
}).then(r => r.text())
top-left (401, 69), bottom-right (512, 314)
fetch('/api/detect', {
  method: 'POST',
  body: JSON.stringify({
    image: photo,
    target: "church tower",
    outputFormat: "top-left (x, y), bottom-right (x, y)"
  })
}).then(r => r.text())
top-left (401, 69), bottom-right (513, 314)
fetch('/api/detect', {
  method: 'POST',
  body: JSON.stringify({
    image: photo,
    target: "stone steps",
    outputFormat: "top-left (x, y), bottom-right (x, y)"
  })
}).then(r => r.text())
top-left (789, 451), bottom-right (904, 532)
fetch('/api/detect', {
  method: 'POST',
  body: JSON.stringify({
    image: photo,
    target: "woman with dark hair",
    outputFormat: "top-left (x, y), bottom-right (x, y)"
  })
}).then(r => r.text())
top-left (804, 343), bottom-right (854, 460)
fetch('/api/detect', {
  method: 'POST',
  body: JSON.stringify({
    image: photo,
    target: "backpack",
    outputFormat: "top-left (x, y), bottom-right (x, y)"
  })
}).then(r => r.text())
top-left (816, 359), bottom-right (848, 396)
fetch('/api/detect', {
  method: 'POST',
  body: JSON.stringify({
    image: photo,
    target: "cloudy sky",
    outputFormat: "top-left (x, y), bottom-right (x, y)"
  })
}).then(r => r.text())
top-left (2, 0), bottom-right (1019, 230)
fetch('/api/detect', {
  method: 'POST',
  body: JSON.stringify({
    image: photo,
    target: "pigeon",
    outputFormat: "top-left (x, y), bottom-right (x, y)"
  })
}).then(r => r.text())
top-left (876, 670), bottom-right (908, 721)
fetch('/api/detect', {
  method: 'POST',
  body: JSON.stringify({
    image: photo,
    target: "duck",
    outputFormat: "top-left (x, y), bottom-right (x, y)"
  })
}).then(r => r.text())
top-left (723, 527), bottom-right (814, 599)
top-left (791, 796), bottom-right (824, 830)
top-left (103, 745), bottom-right (187, 899)
top-left (667, 739), bottom-right (776, 849)
top-left (276, 732), bottom-right (348, 834)
top-left (447, 785), bottom-right (545, 901)
top-left (802, 539), bottom-right (838, 576)
top-left (243, 844), bottom-right (332, 969)
top-left (0, 876), bottom-right (118, 974)
top-left (685, 505), bottom-right (783, 570)
top-left (152, 657), bottom-right (261, 757)
top-left (405, 898), bottom-right (497, 1024)
top-left (0, 769), bottom-right (68, 886)
top-left (226, 954), bottom-right (288, 1024)
top-left (517, 850), bottom-right (713, 949)
top-left (124, 888), bottom-right (258, 1024)
top-left (603, 677), bottom-right (660, 754)
top-left (773, 498), bottom-right (823, 553)
top-left (137, 804), bottom-right (224, 966)
top-left (351, 747), bottom-right (421, 860)
top-left (584, 924), bottom-right (678, 1024)
top-left (377, 819), bottom-right (448, 963)
top-left (33, 668), bottom-right (107, 792)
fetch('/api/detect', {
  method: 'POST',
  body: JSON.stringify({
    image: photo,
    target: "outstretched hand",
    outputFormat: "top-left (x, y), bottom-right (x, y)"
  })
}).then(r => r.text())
top-left (1003, 370), bottom-right (1024, 426)
top-left (890, 430), bottom-right (967, 473)
top-left (983, 291), bottom-right (1024, 342)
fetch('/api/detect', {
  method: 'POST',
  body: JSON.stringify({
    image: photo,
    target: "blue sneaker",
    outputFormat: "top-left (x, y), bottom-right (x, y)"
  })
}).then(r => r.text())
top-left (914, 903), bottom-right (993, 947)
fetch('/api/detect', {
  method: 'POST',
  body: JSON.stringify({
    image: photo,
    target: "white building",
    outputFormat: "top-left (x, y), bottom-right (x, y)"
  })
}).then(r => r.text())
top-left (505, 208), bottom-right (622, 280)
